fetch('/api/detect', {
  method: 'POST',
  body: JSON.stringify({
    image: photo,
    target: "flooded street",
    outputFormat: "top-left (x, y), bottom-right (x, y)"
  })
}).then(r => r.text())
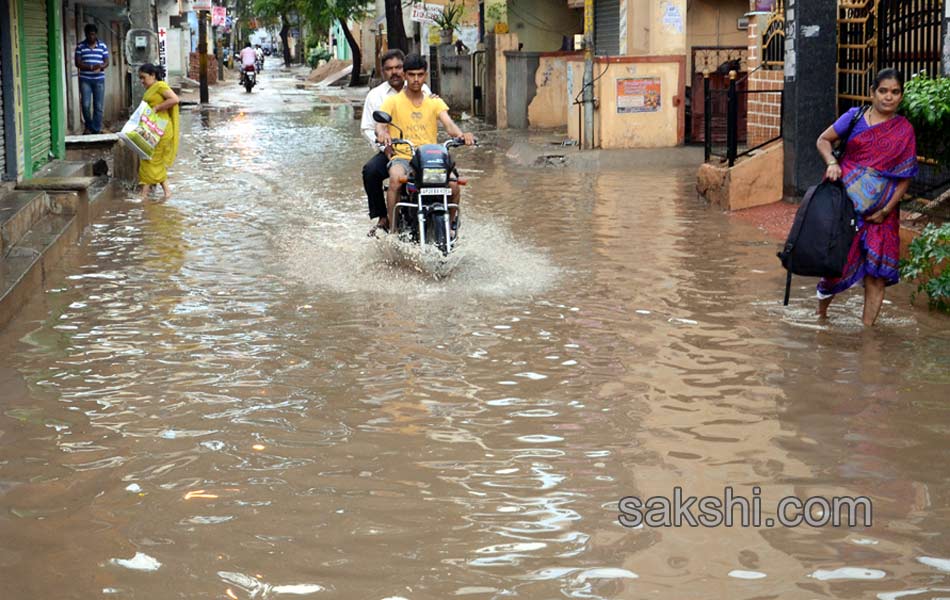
top-left (1, 74), bottom-right (949, 599)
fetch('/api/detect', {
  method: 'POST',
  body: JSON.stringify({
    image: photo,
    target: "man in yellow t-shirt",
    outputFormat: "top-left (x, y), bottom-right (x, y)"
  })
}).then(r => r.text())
top-left (375, 53), bottom-right (474, 233)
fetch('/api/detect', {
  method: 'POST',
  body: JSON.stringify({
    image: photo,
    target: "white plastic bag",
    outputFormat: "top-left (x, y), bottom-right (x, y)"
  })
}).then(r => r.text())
top-left (117, 101), bottom-right (169, 161)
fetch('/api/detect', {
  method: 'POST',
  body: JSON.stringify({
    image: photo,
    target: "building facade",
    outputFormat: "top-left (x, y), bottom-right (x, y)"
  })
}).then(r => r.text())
top-left (1, 0), bottom-right (68, 181)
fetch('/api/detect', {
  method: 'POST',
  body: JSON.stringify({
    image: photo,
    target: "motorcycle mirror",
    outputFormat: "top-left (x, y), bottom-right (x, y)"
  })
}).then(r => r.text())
top-left (372, 111), bottom-right (392, 124)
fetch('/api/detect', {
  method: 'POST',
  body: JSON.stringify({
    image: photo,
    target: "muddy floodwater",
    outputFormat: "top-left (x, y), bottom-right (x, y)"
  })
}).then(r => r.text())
top-left (1, 100), bottom-right (949, 600)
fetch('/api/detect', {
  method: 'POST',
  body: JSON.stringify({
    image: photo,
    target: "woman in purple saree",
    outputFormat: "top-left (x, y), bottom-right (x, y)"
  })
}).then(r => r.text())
top-left (815, 69), bottom-right (918, 326)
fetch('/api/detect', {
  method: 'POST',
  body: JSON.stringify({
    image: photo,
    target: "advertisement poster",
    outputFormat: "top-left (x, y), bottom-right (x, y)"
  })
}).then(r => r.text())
top-left (191, 0), bottom-right (213, 11)
top-left (211, 6), bottom-right (226, 27)
top-left (616, 78), bottom-right (661, 113)
top-left (754, 0), bottom-right (777, 11)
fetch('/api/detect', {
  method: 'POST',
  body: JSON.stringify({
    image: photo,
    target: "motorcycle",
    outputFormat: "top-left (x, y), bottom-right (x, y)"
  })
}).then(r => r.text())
top-left (241, 64), bottom-right (256, 93)
top-left (255, 57), bottom-right (264, 73)
top-left (372, 110), bottom-right (474, 256)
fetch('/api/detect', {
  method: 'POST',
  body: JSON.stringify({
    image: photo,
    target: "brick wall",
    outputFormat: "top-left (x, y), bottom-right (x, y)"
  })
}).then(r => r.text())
top-left (188, 53), bottom-right (218, 84)
top-left (745, 9), bottom-right (784, 148)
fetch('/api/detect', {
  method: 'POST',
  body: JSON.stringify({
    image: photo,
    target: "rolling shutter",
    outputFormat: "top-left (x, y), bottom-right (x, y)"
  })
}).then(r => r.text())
top-left (594, 0), bottom-right (620, 56)
top-left (21, 0), bottom-right (52, 173)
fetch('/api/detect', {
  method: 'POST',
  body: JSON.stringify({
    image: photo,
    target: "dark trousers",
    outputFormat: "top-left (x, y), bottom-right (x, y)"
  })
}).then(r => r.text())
top-left (362, 152), bottom-right (389, 220)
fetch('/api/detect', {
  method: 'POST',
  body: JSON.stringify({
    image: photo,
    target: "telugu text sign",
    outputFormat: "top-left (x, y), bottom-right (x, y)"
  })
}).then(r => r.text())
top-left (616, 78), bottom-right (661, 113)
top-left (411, 2), bottom-right (443, 24)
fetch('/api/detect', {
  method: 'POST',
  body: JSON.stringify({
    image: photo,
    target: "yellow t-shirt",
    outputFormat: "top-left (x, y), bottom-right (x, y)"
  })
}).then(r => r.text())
top-left (380, 91), bottom-right (450, 160)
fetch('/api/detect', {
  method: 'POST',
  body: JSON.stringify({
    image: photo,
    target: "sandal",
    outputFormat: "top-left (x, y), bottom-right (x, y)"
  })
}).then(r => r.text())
top-left (367, 221), bottom-right (389, 237)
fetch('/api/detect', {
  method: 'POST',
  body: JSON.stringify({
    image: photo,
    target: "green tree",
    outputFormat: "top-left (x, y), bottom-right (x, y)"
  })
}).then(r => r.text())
top-left (253, 0), bottom-right (300, 67)
top-left (301, 0), bottom-right (370, 86)
top-left (384, 0), bottom-right (408, 53)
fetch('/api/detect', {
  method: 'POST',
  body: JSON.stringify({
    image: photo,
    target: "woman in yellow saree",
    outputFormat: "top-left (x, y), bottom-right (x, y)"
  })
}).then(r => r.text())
top-left (137, 64), bottom-right (180, 201)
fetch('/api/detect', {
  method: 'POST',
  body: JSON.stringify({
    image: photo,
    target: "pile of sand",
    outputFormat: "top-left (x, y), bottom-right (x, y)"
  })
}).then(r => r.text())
top-left (307, 59), bottom-right (351, 83)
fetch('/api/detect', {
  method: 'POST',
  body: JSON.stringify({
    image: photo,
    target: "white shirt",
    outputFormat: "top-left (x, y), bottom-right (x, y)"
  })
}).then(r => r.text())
top-left (360, 80), bottom-right (432, 149)
top-left (240, 47), bottom-right (257, 68)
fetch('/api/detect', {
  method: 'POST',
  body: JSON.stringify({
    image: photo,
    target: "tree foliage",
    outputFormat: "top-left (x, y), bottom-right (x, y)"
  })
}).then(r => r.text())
top-left (252, 0), bottom-right (300, 66)
top-left (250, 0), bottom-right (370, 82)
top-left (302, 0), bottom-right (370, 86)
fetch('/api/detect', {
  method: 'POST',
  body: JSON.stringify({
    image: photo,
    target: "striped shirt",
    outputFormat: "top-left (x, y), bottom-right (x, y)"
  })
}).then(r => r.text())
top-left (75, 40), bottom-right (109, 81)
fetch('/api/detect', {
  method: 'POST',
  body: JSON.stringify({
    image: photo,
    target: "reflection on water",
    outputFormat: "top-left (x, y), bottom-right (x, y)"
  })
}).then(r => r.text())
top-left (0, 104), bottom-right (948, 600)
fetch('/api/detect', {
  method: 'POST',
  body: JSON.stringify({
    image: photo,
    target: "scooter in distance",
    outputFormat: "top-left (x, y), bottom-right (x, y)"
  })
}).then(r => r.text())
top-left (372, 110), bottom-right (475, 256)
top-left (241, 65), bottom-right (256, 93)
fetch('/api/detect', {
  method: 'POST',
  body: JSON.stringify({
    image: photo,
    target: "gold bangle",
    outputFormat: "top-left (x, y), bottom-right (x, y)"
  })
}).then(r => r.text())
top-left (826, 160), bottom-right (838, 166)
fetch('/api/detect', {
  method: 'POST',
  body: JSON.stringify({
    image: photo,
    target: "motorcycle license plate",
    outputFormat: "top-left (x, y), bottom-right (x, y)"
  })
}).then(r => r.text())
top-left (419, 188), bottom-right (451, 195)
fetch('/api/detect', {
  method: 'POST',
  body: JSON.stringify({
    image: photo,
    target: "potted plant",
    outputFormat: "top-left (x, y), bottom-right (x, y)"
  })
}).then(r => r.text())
top-left (486, 2), bottom-right (508, 33)
top-left (432, 1), bottom-right (465, 45)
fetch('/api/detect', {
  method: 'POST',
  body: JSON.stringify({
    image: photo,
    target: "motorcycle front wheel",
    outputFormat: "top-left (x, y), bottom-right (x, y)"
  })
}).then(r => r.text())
top-left (429, 213), bottom-right (449, 256)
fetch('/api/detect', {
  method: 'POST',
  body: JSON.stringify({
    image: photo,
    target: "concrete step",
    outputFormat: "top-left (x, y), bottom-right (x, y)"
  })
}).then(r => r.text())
top-left (34, 160), bottom-right (91, 178)
top-left (0, 212), bottom-right (79, 332)
top-left (0, 191), bottom-right (48, 256)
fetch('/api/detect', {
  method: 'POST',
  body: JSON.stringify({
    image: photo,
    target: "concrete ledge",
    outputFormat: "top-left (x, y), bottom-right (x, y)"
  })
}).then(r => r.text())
top-left (697, 141), bottom-right (784, 211)
top-left (0, 191), bottom-right (48, 254)
top-left (16, 176), bottom-right (96, 192)
top-left (48, 191), bottom-right (82, 216)
top-left (0, 214), bottom-right (79, 332)
top-left (65, 133), bottom-right (119, 146)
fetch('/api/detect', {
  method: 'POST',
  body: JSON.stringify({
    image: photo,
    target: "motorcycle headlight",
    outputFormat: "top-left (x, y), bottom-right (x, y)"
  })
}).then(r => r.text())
top-left (422, 168), bottom-right (447, 184)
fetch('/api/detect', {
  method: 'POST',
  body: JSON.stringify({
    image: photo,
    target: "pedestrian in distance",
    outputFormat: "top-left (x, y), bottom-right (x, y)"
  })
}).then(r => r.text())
top-left (815, 68), bottom-right (918, 326)
top-left (75, 23), bottom-right (110, 134)
top-left (360, 49), bottom-right (432, 237)
top-left (255, 44), bottom-right (265, 72)
top-left (137, 64), bottom-right (180, 202)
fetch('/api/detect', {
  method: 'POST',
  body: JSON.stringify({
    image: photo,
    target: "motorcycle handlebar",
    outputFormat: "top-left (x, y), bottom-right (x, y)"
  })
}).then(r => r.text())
top-left (376, 138), bottom-right (477, 152)
top-left (445, 137), bottom-right (478, 148)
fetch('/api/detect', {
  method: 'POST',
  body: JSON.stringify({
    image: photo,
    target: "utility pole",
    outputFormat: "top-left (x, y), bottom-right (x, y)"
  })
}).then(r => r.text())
top-left (199, 10), bottom-right (209, 103)
top-left (582, 0), bottom-right (594, 149)
top-left (214, 26), bottom-right (223, 81)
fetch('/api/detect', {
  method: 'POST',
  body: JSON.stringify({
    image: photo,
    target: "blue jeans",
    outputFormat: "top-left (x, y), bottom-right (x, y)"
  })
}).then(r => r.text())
top-left (79, 78), bottom-right (105, 133)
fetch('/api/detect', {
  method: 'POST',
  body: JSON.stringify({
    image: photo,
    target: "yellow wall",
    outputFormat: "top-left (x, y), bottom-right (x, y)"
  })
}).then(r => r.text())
top-left (686, 0), bottom-right (749, 72)
top-left (626, 0), bottom-right (651, 55)
top-left (494, 33), bottom-right (519, 129)
top-left (568, 58), bottom-right (684, 148)
top-left (624, 0), bottom-right (689, 57)
top-left (527, 54), bottom-right (575, 128)
top-left (649, 0), bottom-right (688, 55)
top-left (508, 0), bottom-right (583, 52)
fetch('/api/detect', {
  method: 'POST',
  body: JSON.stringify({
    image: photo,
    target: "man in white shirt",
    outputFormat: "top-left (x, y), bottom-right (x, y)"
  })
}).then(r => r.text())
top-left (240, 43), bottom-right (257, 69)
top-left (361, 49), bottom-right (431, 235)
top-left (239, 43), bottom-right (257, 87)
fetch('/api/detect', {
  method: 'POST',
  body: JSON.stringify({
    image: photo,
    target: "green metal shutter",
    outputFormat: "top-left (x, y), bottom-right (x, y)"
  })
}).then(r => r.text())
top-left (21, 0), bottom-right (52, 173)
top-left (594, 0), bottom-right (620, 56)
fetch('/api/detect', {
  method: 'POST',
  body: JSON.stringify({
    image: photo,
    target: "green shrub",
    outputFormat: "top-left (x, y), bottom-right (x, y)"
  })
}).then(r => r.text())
top-left (899, 73), bottom-right (950, 166)
top-left (900, 222), bottom-right (950, 312)
top-left (308, 47), bottom-right (332, 68)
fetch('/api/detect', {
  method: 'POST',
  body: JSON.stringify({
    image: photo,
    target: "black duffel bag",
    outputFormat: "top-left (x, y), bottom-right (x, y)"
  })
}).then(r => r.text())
top-left (777, 180), bottom-right (857, 305)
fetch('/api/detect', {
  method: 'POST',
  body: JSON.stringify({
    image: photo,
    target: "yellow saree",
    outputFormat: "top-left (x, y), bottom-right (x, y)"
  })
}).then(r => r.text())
top-left (139, 81), bottom-right (180, 185)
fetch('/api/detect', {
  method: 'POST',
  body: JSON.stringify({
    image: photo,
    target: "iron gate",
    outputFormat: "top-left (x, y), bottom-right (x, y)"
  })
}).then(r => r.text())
top-left (878, 0), bottom-right (944, 81)
top-left (837, 0), bottom-right (944, 114)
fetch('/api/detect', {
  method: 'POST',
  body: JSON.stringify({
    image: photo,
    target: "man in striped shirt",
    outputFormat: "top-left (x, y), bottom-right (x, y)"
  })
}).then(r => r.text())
top-left (74, 24), bottom-right (110, 134)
